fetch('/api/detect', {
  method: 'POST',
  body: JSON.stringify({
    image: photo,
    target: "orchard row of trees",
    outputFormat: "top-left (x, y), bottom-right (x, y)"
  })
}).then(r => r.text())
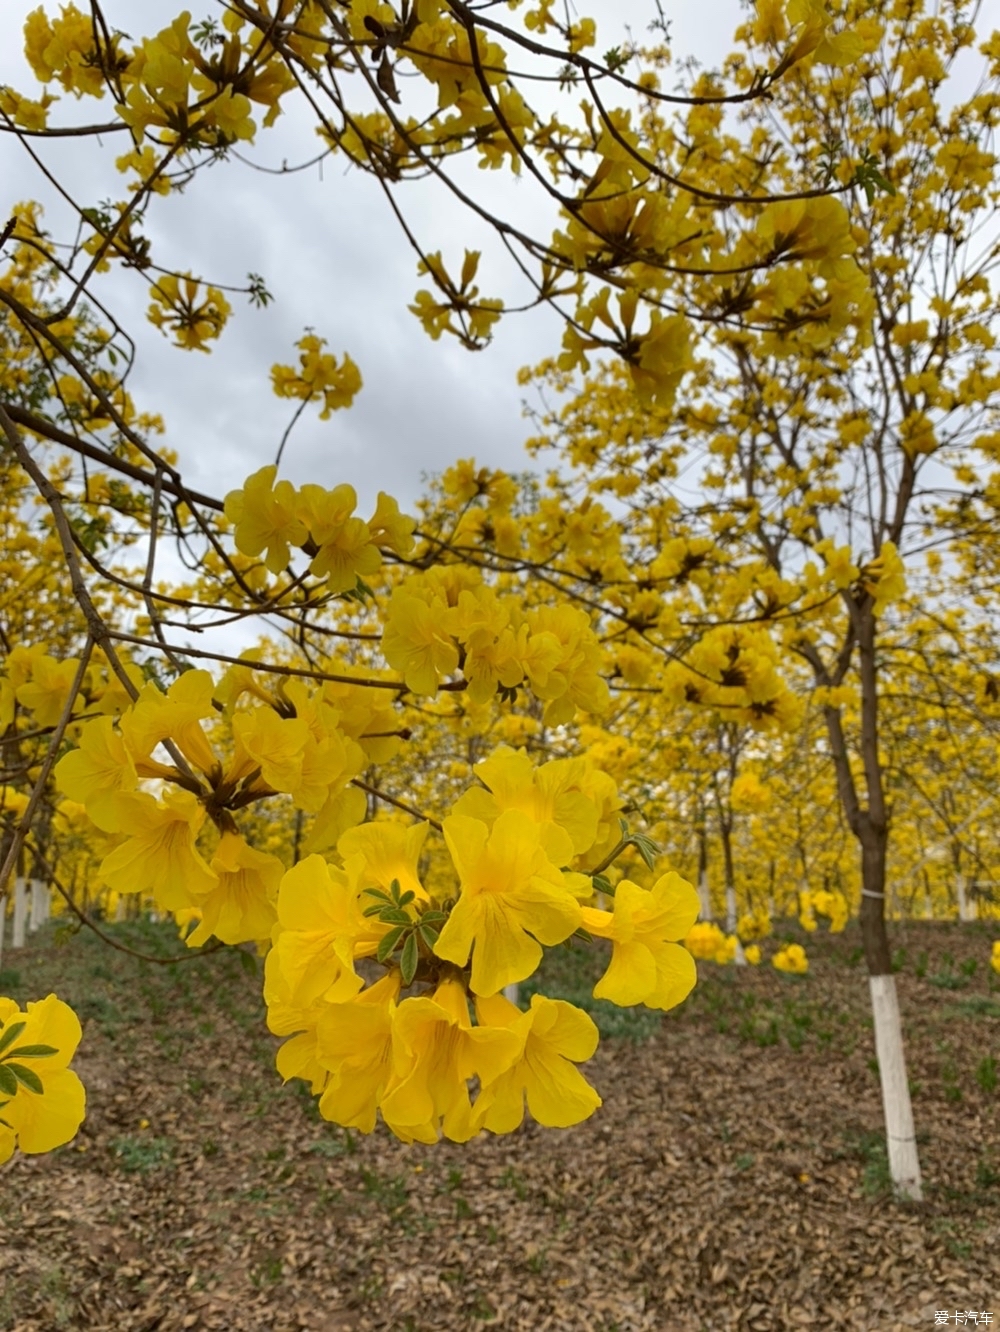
top-left (1, 0), bottom-right (999, 1203)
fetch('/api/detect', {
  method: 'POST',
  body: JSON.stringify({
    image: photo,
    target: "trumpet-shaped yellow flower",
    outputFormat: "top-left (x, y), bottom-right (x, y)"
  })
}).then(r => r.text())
top-left (120, 670), bottom-right (219, 775)
top-left (473, 992), bottom-right (601, 1131)
top-left (185, 833), bottom-right (281, 947)
top-left (435, 811), bottom-right (583, 996)
top-left (380, 978), bottom-right (520, 1143)
top-left (0, 994), bottom-right (86, 1163)
top-left (582, 872), bottom-right (699, 1009)
top-left (14, 653), bottom-right (82, 727)
top-left (452, 745), bottom-right (599, 865)
top-left (55, 716), bottom-right (137, 832)
top-left (316, 972), bottom-right (402, 1133)
top-left (224, 465), bottom-right (308, 575)
top-left (271, 855), bottom-right (365, 1006)
top-left (339, 820), bottom-right (431, 904)
top-left (98, 789), bottom-right (217, 911)
top-left (381, 589), bottom-right (460, 696)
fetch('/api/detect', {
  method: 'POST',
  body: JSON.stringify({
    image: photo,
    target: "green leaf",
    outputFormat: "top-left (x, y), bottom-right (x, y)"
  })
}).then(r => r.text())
top-left (397, 890), bottom-right (415, 908)
top-left (0, 1021), bottom-right (27, 1058)
top-left (632, 834), bottom-right (661, 870)
top-left (380, 908), bottom-right (412, 926)
top-left (362, 903), bottom-right (387, 918)
top-left (7, 1044), bottom-right (59, 1060)
top-left (618, 817), bottom-right (630, 836)
top-left (419, 910), bottom-right (447, 925)
top-left (591, 873), bottom-right (613, 896)
top-left (376, 926), bottom-right (405, 962)
top-left (417, 923), bottom-right (439, 949)
top-left (0, 1065), bottom-right (18, 1097)
top-left (389, 878), bottom-right (402, 901)
top-left (7, 1063), bottom-right (43, 1094)
top-left (363, 887), bottom-right (393, 905)
top-left (400, 932), bottom-right (419, 986)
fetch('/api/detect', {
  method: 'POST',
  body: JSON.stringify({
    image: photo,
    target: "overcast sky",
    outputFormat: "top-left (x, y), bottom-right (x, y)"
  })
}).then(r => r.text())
top-left (1, 0), bottom-right (743, 519)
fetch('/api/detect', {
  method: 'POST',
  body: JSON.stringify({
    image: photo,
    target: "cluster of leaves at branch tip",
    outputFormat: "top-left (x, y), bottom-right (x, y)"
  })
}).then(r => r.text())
top-left (365, 877), bottom-right (449, 987)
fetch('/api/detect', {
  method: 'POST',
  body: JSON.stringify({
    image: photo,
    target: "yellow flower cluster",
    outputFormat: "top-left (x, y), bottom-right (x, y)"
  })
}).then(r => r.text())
top-left (265, 745), bottom-right (699, 1141)
top-left (990, 941), bottom-right (1000, 975)
top-left (772, 942), bottom-right (809, 974)
top-left (147, 274), bottom-right (231, 353)
top-left (381, 570), bottom-right (609, 721)
top-left (736, 906), bottom-right (772, 942)
top-left (0, 994), bottom-right (86, 1164)
top-left (271, 334), bottom-right (362, 419)
top-left (800, 888), bottom-right (849, 933)
top-left (53, 666), bottom-right (403, 941)
top-left (223, 465), bottom-right (415, 592)
top-left (684, 920), bottom-right (739, 964)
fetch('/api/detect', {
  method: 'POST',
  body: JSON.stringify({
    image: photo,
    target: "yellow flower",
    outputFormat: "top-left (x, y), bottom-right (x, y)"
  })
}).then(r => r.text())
top-left (367, 492), bottom-right (416, 557)
top-left (435, 811), bottom-right (583, 996)
top-left (991, 941), bottom-right (1000, 976)
top-left (473, 992), bottom-right (601, 1130)
top-left (0, 994), bottom-right (86, 1163)
top-left (582, 872), bottom-right (699, 1010)
top-left (99, 789), bottom-right (217, 911)
top-left (338, 820), bottom-right (431, 904)
top-left (773, 943), bottom-right (809, 974)
top-left (745, 945), bottom-right (762, 966)
top-left (224, 465), bottom-right (308, 575)
top-left (315, 972), bottom-right (401, 1133)
top-left (380, 978), bottom-right (520, 1143)
top-left (120, 670), bottom-right (219, 776)
top-left (185, 833), bottom-right (282, 947)
top-left (271, 855), bottom-right (365, 1007)
top-left (14, 653), bottom-right (82, 727)
top-left (381, 590), bottom-right (460, 695)
top-left (451, 745), bottom-right (599, 865)
top-left (55, 716), bottom-right (138, 832)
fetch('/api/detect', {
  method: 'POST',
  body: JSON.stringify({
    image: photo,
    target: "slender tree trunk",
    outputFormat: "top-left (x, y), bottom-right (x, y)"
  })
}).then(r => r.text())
top-left (851, 611), bottom-right (922, 1200)
top-left (719, 816), bottom-right (746, 965)
top-left (697, 813), bottom-right (713, 920)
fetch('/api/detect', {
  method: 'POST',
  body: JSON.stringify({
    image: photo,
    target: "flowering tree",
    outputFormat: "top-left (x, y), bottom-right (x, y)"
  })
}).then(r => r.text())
top-left (517, 0), bottom-right (1000, 1197)
top-left (0, 0), bottom-right (921, 1164)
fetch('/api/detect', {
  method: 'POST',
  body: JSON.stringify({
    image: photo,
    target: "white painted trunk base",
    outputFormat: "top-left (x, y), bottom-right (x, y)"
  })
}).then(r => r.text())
top-left (698, 871), bottom-right (713, 921)
top-left (29, 879), bottom-right (48, 932)
top-left (869, 974), bottom-right (922, 1201)
top-left (12, 877), bottom-right (27, 949)
top-left (725, 887), bottom-right (746, 965)
top-left (956, 875), bottom-right (977, 922)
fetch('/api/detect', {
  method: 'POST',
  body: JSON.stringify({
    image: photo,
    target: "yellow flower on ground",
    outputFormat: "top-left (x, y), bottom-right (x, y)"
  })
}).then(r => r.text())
top-left (582, 872), bottom-right (700, 1010)
top-left (773, 943), bottom-right (809, 974)
top-left (473, 992), bottom-right (601, 1131)
top-left (435, 811), bottom-right (583, 996)
top-left (990, 941), bottom-right (1000, 975)
top-left (0, 994), bottom-right (86, 1163)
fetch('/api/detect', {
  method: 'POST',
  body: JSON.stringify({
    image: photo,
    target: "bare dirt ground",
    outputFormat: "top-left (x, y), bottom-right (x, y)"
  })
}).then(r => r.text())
top-left (1, 917), bottom-right (997, 1332)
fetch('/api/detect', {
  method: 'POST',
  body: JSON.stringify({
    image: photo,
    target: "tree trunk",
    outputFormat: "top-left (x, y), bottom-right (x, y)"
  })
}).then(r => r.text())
top-left (719, 816), bottom-right (746, 965)
top-left (815, 600), bottom-right (923, 1201)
